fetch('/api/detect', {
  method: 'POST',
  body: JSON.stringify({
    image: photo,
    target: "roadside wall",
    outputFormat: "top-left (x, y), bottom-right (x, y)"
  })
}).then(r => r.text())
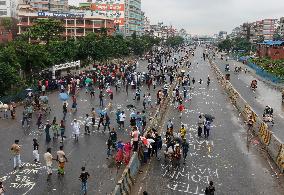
top-left (209, 59), bottom-right (284, 173)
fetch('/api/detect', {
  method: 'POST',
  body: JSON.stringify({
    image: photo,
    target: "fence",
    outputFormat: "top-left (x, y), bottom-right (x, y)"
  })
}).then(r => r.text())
top-left (231, 54), bottom-right (283, 83)
top-left (209, 59), bottom-right (284, 173)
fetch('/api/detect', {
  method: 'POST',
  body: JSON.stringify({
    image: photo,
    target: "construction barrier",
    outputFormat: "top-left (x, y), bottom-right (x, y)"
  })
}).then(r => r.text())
top-left (113, 153), bottom-right (138, 195)
top-left (112, 64), bottom-right (184, 195)
top-left (209, 59), bottom-right (284, 173)
top-left (276, 145), bottom-right (284, 173)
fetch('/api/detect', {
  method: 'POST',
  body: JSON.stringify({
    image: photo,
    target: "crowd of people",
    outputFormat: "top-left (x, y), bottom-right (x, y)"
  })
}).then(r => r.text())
top-left (1, 45), bottom-right (216, 195)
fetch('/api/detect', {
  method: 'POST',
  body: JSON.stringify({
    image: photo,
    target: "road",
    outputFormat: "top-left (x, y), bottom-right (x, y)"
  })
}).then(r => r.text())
top-left (131, 47), bottom-right (284, 195)
top-left (0, 58), bottom-right (175, 195)
top-left (213, 57), bottom-right (284, 142)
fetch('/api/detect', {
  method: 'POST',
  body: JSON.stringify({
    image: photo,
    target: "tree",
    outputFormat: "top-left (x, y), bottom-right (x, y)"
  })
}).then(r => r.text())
top-left (232, 37), bottom-right (252, 52)
top-left (273, 33), bottom-right (283, 41)
top-left (165, 36), bottom-right (184, 47)
top-left (0, 62), bottom-right (20, 96)
top-left (0, 17), bottom-right (13, 30)
top-left (218, 39), bottom-right (232, 52)
top-left (27, 19), bottom-right (64, 44)
top-left (13, 41), bottom-right (51, 81)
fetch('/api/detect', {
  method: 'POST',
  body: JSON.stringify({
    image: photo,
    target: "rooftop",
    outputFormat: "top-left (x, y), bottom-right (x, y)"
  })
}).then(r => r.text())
top-left (259, 40), bottom-right (284, 46)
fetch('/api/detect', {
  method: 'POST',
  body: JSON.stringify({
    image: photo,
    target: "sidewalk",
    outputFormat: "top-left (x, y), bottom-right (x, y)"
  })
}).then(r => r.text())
top-left (214, 57), bottom-right (284, 142)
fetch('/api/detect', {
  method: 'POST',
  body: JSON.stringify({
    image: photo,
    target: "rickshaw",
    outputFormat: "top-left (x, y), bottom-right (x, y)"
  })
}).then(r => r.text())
top-left (250, 80), bottom-right (257, 91)
top-left (263, 106), bottom-right (274, 125)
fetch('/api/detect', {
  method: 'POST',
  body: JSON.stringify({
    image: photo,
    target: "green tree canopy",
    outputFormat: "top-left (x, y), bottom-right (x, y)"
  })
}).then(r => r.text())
top-left (27, 19), bottom-right (64, 44)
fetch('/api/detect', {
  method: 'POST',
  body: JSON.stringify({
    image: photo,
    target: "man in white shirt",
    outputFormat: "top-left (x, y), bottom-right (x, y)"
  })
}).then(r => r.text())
top-left (44, 148), bottom-right (55, 179)
top-left (71, 119), bottom-right (80, 141)
top-left (119, 111), bottom-right (126, 129)
top-left (41, 85), bottom-right (46, 96)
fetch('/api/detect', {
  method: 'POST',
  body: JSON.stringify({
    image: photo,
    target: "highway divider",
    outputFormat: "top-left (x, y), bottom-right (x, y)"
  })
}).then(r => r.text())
top-left (209, 59), bottom-right (284, 173)
top-left (112, 64), bottom-right (183, 195)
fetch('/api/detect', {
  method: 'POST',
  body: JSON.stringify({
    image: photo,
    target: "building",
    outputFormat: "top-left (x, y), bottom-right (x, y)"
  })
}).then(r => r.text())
top-left (17, 11), bottom-right (115, 40)
top-left (49, 0), bottom-right (68, 12)
top-left (230, 19), bottom-right (278, 43)
top-left (28, 0), bottom-right (68, 12)
top-left (280, 17), bottom-right (284, 37)
top-left (0, 0), bottom-right (17, 17)
top-left (124, 0), bottom-right (143, 36)
top-left (262, 19), bottom-right (277, 41)
top-left (143, 16), bottom-right (150, 34)
top-left (257, 40), bottom-right (284, 60)
top-left (79, 0), bottom-right (144, 36)
top-left (218, 31), bottom-right (227, 40)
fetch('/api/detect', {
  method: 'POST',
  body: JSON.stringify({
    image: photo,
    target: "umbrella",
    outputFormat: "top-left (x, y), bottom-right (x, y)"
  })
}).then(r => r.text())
top-left (173, 137), bottom-right (182, 144)
top-left (130, 112), bottom-right (137, 118)
top-left (25, 88), bottom-right (33, 91)
top-left (204, 114), bottom-right (215, 121)
top-left (85, 78), bottom-right (92, 84)
top-left (96, 109), bottom-right (106, 116)
top-left (39, 96), bottom-right (48, 101)
top-left (126, 104), bottom-right (136, 109)
top-left (59, 93), bottom-right (69, 101)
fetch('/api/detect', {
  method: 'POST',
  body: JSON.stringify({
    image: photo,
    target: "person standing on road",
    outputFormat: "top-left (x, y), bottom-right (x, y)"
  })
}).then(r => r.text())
top-left (60, 120), bottom-right (65, 143)
top-left (22, 107), bottom-right (29, 127)
top-left (119, 111), bottom-right (126, 129)
top-left (198, 115), bottom-right (203, 137)
top-left (131, 127), bottom-right (139, 152)
top-left (91, 108), bottom-right (96, 127)
top-left (10, 140), bottom-right (22, 170)
top-left (32, 139), bottom-right (39, 163)
top-left (41, 84), bottom-right (46, 96)
top-left (62, 102), bottom-right (68, 121)
top-left (180, 124), bottom-right (186, 140)
top-left (97, 112), bottom-right (104, 131)
top-left (56, 145), bottom-right (68, 175)
top-left (104, 113), bottom-right (111, 132)
top-left (205, 181), bottom-right (215, 195)
top-left (99, 90), bottom-right (104, 107)
top-left (204, 120), bottom-right (211, 139)
top-left (181, 139), bottom-right (189, 163)
top-left (0, 181), bottom-right (5, 195)
top-left (45, 120), bottom-right (51, 142)
top-left (71, 119), bottom-right (80, 141)
top-left (79, 167), bottom-right (90, 195)
top-left (109, 128), bottom-right (117, 149)
top-left (44, 148), bottom-right (55, 180)
top-left (84, 114), bottom-right (92, 135)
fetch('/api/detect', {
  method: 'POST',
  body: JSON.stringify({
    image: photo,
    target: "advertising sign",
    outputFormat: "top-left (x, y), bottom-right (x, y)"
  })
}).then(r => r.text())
top-left (91, 0), bottom-right (125, 26)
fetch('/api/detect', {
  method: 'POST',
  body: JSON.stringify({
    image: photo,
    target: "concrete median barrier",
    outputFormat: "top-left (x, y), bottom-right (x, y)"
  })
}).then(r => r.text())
top-left (276, 144), bottom-right (284, 173)
top-left (209, 59), bottom-right (284, 173)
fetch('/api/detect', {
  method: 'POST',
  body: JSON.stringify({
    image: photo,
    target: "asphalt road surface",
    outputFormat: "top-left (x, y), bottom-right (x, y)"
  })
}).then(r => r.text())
top-left (131, 47), bottom-right (284, 195)
top-left (0, 56), bottom-right (183, 195)
top-left (214, 57), bottom-right (284, 143)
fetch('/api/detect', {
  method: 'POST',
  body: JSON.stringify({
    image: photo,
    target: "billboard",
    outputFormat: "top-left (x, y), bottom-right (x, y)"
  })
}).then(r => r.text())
top-left (91, 0), bottom-right (125, 26)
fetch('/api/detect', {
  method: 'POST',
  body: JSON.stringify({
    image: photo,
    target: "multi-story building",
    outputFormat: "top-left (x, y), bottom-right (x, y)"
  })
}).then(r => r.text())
top-left (262, 19), bottom-right (277, 41)
top-left (230, 19), bottom-right (277, 43)
top-left (49, 0), bottom-right (68, 12)
top-left (28, 0), bottom-right (68, 12)
top-left (280, 17), bottom-right (284, 37)
top-left (218, 31), bottom-right (227, 40)
top-left (17, 11), bottom-right (115, 40)
top-left (143, 16), bottom-right (150, 34)
top-left (124, 0), bottom-right (143, 36)
top-left (83, 0), bottom-right (143, 36)
top-left (0, 0), bottom-right (17, 17)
